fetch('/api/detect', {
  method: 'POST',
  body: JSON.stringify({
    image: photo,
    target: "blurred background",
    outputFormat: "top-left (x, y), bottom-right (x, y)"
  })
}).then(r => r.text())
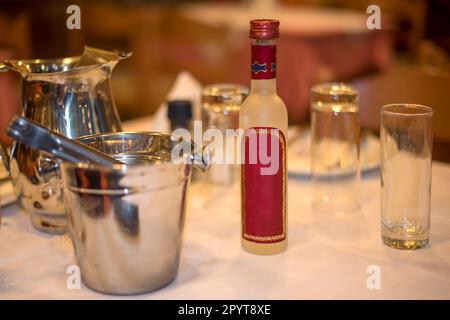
top-left (0, 0), bottom-right (449, 160)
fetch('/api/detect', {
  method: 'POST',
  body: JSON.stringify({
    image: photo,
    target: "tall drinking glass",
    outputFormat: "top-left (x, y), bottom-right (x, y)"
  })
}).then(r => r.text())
top-left (202, 84), bottom-right (248, 185)
top-left (380, 104), bottom-right (433, 250)
top-left (311, 83), bottom-right (360, 213)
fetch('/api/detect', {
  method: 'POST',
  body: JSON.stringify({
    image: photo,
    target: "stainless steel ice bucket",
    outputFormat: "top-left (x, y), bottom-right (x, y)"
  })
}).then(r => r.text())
top-left (60, 132), bottom-right (208, 295)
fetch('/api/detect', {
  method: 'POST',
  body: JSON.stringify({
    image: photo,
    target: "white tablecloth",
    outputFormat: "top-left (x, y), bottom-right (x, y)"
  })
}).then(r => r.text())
top-left (1, 118), bottom-right (449, 299)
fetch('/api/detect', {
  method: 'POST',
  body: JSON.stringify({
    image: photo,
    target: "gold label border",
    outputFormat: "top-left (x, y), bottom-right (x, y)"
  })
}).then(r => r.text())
top-left (241, 127), bottom-right (286, 243)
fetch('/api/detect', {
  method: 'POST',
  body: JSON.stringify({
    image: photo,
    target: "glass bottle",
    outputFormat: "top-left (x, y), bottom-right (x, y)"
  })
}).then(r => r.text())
top-left (240, 19), bottom-right (288, 255)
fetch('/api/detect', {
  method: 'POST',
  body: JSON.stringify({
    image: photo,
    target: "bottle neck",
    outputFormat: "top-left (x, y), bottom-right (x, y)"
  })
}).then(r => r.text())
top-left (251, 78), bottom-right (277, 95)
top-left (250, 38), bottom-right (277, 95)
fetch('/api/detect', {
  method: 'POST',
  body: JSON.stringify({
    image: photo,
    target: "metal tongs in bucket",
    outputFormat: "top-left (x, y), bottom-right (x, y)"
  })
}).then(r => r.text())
top-left (6, 116), bottom-right (124, 167)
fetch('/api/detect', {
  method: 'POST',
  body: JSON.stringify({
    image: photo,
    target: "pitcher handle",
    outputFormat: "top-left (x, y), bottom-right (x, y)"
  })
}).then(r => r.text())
top-left (0, 140), bottom-right (10, 172)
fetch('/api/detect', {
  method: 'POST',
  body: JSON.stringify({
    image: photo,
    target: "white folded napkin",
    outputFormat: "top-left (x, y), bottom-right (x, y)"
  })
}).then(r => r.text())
top-left (149, 71), bottom-right (203, 133)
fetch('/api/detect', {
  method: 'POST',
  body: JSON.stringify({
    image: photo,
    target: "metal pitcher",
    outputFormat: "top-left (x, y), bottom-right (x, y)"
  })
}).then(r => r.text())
top-left (0, 46), bottom-right (130, 234)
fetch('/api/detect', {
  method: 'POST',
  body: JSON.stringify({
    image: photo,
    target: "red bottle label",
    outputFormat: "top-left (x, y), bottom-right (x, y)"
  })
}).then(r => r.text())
top-left (251, 45), bottom-right (276, 80)
top-left (242, 127), bottom-right (286, 243)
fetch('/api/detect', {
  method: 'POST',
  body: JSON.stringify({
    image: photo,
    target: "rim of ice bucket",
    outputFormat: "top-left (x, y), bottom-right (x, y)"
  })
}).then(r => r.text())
top-left (60, 131), bottom-right (194, 195)
top-left (59, 131), bottom-right (193, 174)
top-left (0, 46), bottom-right (131, 76)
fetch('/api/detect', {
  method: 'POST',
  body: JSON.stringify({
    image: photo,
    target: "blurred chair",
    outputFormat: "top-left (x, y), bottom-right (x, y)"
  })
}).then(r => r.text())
top-left (418, 40), bottom-right (450, 72)
top-left (131, 7), bottom-right (230, 117)
top-left (0, 12), bottom-right (31, 145)
top-left (353, 65), bottom-right (450, 162)
top-left (64, 2), bottom-right (166, 120)
top-left (283, 0), bottom-right (427, 54)
top-left (0, 12), bottom-right (30, 58)
top-left (71, 4), bottom-right (230, 119)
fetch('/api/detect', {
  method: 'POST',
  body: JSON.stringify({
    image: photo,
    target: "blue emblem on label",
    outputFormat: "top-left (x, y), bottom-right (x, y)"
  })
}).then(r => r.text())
top-left (271, 63), bottom-right (277, 72)
top-left (251, 62), bottom-right (267, 74)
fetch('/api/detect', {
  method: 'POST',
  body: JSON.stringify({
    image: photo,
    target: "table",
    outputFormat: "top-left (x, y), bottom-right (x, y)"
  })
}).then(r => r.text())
top-left (1, 156), bottom-right (450, 299)
top-left (181, 3), bottom-right (392, 123)
top-left (182, 3), bottom-right (370, 36)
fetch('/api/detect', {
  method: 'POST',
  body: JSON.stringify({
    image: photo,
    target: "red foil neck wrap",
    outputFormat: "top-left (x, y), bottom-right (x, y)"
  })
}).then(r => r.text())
top-left (251, 44), bottom-right (276, 80)
top-left (250, 19), bottom-right (278, 80)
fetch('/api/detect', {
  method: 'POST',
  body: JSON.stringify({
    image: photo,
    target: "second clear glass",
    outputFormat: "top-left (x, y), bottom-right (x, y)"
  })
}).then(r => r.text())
top-left (310, 83), bottom-right (361, 213)
top-left (202, 83), bottom-right (249, 185)
top-left (380, 104), bottom-right (433, 250)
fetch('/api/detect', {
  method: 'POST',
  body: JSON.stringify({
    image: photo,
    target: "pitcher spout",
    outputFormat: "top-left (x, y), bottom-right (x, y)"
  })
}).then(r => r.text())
top-left (0, 46), bottom-right (132, 78)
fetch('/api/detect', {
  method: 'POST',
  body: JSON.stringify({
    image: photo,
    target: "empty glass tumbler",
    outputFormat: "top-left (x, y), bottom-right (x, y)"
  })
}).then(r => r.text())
top-left (310, 83), bottom-right (361, 213)
top-left (201, 83), bottom-right (248, 185)
top-left (380, 104), bottom-right (433, 250)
